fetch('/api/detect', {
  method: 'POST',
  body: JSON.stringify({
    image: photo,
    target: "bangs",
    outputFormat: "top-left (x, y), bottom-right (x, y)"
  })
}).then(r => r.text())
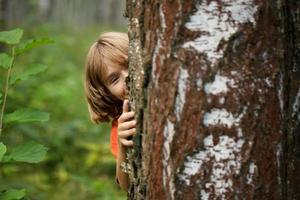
top-left (95, 33), bottom-right (128, 83)
top-left (97, 45), bottom-right (128, 81)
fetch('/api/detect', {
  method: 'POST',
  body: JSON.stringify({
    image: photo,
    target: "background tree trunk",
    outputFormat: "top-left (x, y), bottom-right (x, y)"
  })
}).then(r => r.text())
top-left (126, 0), bottom-right (299, 199)
top-left (0, 0), bottom-right (7, 30)
top-left (0, 0), bottom-right (126, 29)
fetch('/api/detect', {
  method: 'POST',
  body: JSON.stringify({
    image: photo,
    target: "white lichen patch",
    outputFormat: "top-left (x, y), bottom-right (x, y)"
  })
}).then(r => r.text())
top-left (207, 97), bottom-right (212, 104)
top-left (174, 67), bottom-right (189, 120)
top-left (203, 108), bottom-right (246, 128)
top-left (183, 0), bottom-right (257, 66)
top-left (237, 128), bottom-right (243, 138)
top-left (276, 144), bottom-right (282, 186)
top-left (163, 119), bottom-right (176, 198)
top-left (219, 97), bottom-right (225, 104)
top-left (246, 162), bottom-right (257, 184)
top-left (230, 71), bottom-right (238, 75)
top-left (278, 72), bottom-right (284, 114)
top-left (163, 119), bottom-right (175, 163)
top-left (265, 78), bottom-right (273, 87)
top-left (196, 78), bottom-right (203, 91)
top-left (292, 88), bottom-right (300, 120)
top-left (152, 36), bottom-right (164, 87)
top-left (201, 189), bottom-right (209, 200)
top-left (152, 4), bottom-right (168, 87)
top-left (159, 4), bottom-right (167, 30)
top-left (204, 75), bottom-right (236, 95)
top-left (178, 135), bottom-right (245, 199)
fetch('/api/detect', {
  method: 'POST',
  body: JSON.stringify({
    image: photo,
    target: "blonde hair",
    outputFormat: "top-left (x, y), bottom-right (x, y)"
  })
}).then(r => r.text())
top-left (84, 32), bottom-right (129, 123)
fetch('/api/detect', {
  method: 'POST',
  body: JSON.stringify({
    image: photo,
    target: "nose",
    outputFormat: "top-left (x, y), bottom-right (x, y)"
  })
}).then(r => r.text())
top-left (123, 69), bottom-right (128, 78)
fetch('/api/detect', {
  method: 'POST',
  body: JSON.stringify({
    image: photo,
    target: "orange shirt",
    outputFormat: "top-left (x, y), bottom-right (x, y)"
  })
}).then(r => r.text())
top-left (110, 119), bottom-right (118, 159)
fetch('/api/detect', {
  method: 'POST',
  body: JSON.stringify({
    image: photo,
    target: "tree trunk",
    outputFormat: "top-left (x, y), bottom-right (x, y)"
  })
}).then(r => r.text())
top-left (283, 1), bottom-right (300, 199)
top-left (0, 0), bottom-right (6, 30)
top-left (126, 0), bottom-right (300, 199)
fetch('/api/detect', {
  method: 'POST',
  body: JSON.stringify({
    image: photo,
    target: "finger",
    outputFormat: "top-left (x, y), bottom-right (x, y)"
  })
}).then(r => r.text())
top-left (118, 111), bottom-right (135, 123)
top-left (120, 138), bottom-right (134, 147)
top-left (118, 120), bottom-right (136, 131)
top-left (123, 99), bottom-right (129, 113)
top-left (118, 128), bottom-right (136, 139)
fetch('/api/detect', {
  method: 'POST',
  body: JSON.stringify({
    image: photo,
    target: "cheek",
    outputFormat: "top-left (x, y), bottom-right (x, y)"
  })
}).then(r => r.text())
top-left (108, 84), bottom-right (124, 99)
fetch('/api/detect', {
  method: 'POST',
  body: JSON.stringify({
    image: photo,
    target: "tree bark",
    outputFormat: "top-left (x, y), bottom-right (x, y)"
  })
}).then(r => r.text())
top-left (283, 1), bottom-right (300, 199)
top-left (126, 0), bottom-right (300, 199)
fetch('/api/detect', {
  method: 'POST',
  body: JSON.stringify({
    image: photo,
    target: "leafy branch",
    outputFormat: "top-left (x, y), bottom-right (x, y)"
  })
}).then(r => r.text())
top-left (0, 28), bottom-right (21, 136)
top-left (0, 28), bottom-right (54, 200)
top-left (0, 46), bottom-right (15, 136)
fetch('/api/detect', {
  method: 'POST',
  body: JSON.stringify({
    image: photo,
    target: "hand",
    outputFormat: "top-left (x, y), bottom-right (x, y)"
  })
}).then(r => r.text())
top-left (117, 100), bottom-right (136, 147)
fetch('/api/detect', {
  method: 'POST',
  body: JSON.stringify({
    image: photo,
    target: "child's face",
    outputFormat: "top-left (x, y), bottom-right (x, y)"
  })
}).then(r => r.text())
top-left (103, 62), bottom-right (128, 101)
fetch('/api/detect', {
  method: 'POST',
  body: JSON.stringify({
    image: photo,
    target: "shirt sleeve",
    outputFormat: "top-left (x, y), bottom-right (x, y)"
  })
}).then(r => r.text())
top-left (110, 119), bottom-right (118, 159)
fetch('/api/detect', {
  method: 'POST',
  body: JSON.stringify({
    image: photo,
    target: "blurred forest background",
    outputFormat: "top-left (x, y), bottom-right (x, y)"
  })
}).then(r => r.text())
top-left (0, 0), bottom-right (127, 199)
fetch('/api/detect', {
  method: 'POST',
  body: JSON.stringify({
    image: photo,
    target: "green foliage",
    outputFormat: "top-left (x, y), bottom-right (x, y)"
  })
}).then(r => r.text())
top-left (0, 29), bottom-right (23, 45)
top-left (9, 63), bottom-right (48, 85)
top-left (0, 189), bottom-right (26, 200)
top-left (0, 54), bottom-right (13, 69)
top-left (0, 143), bottom-right (6, 161)
top-left (3, 141), bottom-right (48, 163)
top-left (0, 28), bottom-right (51, 199)
top-left (16, 38), bottom-right (55, 55)
top-left (4, 108), bottom-right (50, 124)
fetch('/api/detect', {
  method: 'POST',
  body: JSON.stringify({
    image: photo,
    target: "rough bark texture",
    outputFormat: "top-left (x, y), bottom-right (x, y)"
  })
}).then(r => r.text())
top-left (126, 0), bottom-right (299, 199)
top-left (283, 1), bottom-right (300, 199)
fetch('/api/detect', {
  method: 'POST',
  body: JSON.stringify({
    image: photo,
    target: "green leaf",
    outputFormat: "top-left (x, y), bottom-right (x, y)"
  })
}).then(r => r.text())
top-left (4, 141), bottom-right (48, 163)
top-left (0, 93), bottom-right (2, 105)
top-left (0, 143), bottom-right (7, 161)
top-left (0, 53), bottom-right (13, 69)
top-left (0, 29), bottom-right (23, 45)
top-left (16, 37), bottom-right (55, 55)
top-left (0, 188), bottom-right (26, 200)
top-left (4, 108), bottom-right (50, 124)
top-left (9, 63), bottom-right (48, 85)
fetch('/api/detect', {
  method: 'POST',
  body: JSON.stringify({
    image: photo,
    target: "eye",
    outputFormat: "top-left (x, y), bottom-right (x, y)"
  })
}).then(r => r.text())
top-left (111, 76), bottom-right (119, 84)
